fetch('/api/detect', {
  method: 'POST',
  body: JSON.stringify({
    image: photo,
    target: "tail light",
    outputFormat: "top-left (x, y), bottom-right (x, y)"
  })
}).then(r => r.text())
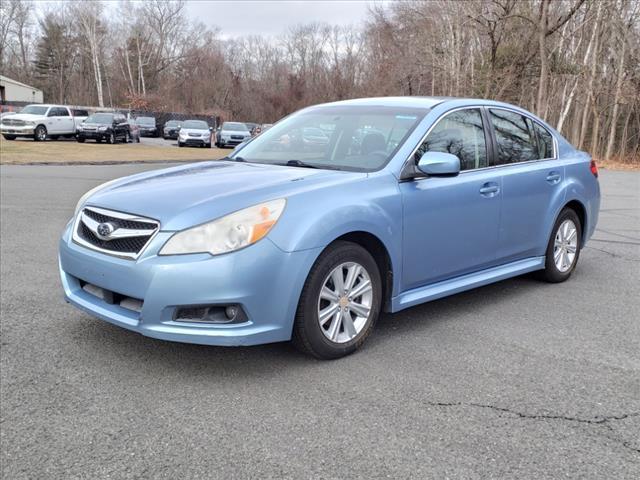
top-left (590, 159), bottom-right (598, 178)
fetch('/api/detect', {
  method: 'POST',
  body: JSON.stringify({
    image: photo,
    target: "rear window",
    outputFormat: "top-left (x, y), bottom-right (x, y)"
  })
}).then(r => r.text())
top-left (72, 109), bottom-right (89, 117)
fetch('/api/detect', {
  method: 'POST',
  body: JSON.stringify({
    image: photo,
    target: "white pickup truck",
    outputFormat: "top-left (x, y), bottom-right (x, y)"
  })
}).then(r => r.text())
top-left (1, 104), bottom-right (88, 141)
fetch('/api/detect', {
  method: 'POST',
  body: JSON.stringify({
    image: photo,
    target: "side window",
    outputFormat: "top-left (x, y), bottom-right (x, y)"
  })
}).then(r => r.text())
top-left (532, 121), bottom-right (554, 159)
top-left (54, 107), bottom-right (69, 117)
top-left (416, 108), bottom-right (487, 171)
top-left (489, 109), bottom-right (537, 164)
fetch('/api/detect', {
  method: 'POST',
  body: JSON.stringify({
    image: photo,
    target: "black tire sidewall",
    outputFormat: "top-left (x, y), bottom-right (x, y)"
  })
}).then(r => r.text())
top-left (294, 241), bottom-right (382, 359)
top-left (543, 208), bottom-right (582, 282)
top-left (34, 126), bottom-right (46, 141)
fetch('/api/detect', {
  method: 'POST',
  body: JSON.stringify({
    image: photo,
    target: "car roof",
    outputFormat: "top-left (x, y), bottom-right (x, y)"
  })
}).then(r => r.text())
top-left (315, 96), bottom-right (529, 112)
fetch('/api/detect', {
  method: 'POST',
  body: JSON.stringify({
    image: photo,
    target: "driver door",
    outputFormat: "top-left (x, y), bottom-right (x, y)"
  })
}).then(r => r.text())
top-left (399, 107), bottom-right (502, 290)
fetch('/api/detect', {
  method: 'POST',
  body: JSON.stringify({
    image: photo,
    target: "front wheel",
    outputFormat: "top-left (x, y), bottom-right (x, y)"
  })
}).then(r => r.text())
top-left (34, 125), bottom-right (47, 141)
top-left (178, 142), bottom-right (184, 148)
top-left (77, 137), bottom-right (85, 143)
top-left (538, 208), bottom-right (582, 283)
top-left (107, 132), bottom-right (116, 144)
top-left (293, 241), bottom-right (382, 359)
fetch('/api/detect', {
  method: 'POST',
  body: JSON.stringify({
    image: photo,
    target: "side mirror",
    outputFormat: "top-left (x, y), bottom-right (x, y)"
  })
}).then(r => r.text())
top-left (416, 151), bottom-right (460, 177)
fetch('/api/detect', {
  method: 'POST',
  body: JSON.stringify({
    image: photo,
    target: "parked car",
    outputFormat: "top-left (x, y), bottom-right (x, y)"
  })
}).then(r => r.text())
top-left (215, 121), bottom-right (251, 147)
top-left (135, 116), bottom-right (159, 137)
top-left (163, 120), bottom-right (183, 140)
top-left (59, 97), bottom-right (600, 359)
top-left (77, 112), bottom-right (130, 144)
top-left (1, 104), bottom-right (88, 141)
top-left (127, 118), bottom-right (141, 143)
top-left (177, 119), bottom-right (212, 148)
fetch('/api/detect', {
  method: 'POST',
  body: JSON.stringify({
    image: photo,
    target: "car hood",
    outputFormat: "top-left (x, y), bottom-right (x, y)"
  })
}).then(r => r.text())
top-left (85, 161), bottom-right (359, 231)
top-left (5, 113), bottom-right (45, 121)
top-left (179, 128), bottom-right (209, 135)
top-left (221, 129), bottom-right (250, 136)
top-left (81, 122), bottom-right (108, 128)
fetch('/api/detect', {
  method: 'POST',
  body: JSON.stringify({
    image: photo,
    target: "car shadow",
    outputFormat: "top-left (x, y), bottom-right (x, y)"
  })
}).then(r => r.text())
top-left (75, 273), bottom-right (543, 377)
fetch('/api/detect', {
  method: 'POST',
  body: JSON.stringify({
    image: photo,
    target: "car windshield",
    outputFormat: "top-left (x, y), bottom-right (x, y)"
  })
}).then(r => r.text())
top-left (230, 106), bottom-right (426, 172)
top-left (85, 113), bottom-right (114, 123)
top-left (183, 120), bottom-right (208, 129)
top-left (20, 105), bottom-right (49, 115)
top-left (223, 122), bottom-right (249, 131)
top-left (136, 117), bottom-right (155, 125)
top-left (165, 120), bottom-right (182, 127)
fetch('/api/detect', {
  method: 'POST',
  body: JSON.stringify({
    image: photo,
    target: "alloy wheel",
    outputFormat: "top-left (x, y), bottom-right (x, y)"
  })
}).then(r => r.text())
top-left (317, 262), bottom-right (373, 344)
top-left (553, 219), bottom-right (578, 272)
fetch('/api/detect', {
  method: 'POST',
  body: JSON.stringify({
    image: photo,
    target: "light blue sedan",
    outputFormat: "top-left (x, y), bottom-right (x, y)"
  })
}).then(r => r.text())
top-left (59, 97), bottom-right (600, 359)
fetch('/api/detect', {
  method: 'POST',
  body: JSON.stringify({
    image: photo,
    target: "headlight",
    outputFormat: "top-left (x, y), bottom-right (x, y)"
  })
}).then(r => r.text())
top-left (74, 178), bottom-right (121, 215)
top-left (98, 126), bottom-right (108, 131)
top-left (159, 199), bottom-right (286, 256)
top-left (25, 121), bottom-right (36, 126)
top-left (76, 125), bottom-right (83, 131)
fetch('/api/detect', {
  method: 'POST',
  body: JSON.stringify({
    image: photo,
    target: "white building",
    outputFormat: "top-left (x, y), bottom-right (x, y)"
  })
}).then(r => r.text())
top-left (0, 75), bottom-right (43, 104)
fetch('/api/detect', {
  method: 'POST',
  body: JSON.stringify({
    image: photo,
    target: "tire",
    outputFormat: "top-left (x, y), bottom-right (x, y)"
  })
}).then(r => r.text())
top-left (537, 208), bottom-right (582, 283)
top-left (34, 125), bottom-right (47, 141)
top-left (107, 132), bottom-right (116, 144)
top-left (178, 142), bottom-right (184, 148)
top-left (2, 135), bottom-right (16, 140)
top-left (96, 138), bottom-right (102, 144)
top-left (136, 137), bottom-right (140, 143)
top-left (207, 142), bottom-right (212, 148)
top-left (125, 132), bottom-right (131, 143)
top-left (292, 241), bottom-right (382, 359)
top-left (77, 137), bottom-right (85, 143)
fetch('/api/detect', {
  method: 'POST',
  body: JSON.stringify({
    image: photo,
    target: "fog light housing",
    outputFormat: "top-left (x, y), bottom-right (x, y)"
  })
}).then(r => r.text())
top-left (174, 304), bottom-right (247, 324)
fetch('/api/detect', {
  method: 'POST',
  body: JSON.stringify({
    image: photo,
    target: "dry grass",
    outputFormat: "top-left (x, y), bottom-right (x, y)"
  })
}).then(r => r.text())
top-left (0, 136), bottom-right (229, 165)
top-left (596, 158), bottom-right (640, 171)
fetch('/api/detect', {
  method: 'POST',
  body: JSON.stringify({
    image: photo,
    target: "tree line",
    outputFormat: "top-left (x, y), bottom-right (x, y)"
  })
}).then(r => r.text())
top-left (1, 0), bottom-right (638, 161)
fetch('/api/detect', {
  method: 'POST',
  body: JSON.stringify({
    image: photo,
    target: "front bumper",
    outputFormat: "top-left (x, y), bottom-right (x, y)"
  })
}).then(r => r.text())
top-left (164, 130), bottom-right (179, 139)
top-left (78, 131), bottom-right (110, 141)
top-left (179, 136), bottom-right (209, 146)
top-left (219, 137), bottom-right (248, 146)
top-left (139, 128), bottom-right (157, 137)
top-left (59, 221), bottom-right (321, 346)
top-left (1, 125), bottom-right (35, 136)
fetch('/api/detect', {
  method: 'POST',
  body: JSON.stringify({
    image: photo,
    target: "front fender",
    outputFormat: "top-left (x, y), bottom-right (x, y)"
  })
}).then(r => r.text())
top-left (268, 173), bottom-right (403, 294)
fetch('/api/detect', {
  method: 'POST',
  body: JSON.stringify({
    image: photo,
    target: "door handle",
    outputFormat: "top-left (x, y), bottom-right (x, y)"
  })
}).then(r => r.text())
top-left (546, 172), bottom-right (561, 184)
top-left (479, 183), bottom-right (500, 196)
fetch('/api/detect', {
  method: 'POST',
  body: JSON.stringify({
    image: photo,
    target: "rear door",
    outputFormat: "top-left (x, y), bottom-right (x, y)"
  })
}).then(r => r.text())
top-left (399, 107), bottom-right (502, 290)
top-left (487, 108), bottom-right (565, 263)
top-left (48, 107), bottom-right (74, 134)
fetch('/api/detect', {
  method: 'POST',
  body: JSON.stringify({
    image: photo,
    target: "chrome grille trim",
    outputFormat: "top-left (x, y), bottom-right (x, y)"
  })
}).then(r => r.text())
top-left (72, 206), bottom-right (160, 260)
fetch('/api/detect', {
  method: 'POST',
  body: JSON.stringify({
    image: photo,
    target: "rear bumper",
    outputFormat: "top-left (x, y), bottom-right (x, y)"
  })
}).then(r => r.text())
top-left (59, 220), bottom-right (321, 346)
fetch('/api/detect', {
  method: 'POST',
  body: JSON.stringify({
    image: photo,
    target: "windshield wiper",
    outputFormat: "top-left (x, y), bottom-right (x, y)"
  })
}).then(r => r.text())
top-left (281, 159), bottom-right (319, 169)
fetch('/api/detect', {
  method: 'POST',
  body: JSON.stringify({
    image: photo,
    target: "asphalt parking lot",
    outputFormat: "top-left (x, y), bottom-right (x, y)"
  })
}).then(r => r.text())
top-left (1, 165), bottom-right (638, 479)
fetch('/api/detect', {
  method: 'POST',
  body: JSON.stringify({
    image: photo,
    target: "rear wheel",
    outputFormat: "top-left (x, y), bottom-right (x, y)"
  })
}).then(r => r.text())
top-left (293, 241), bottom-right (382, 359)
top-left (34, 125), bottom-right (47, 141)
top-left (538, 208), bottom-right (582, 283)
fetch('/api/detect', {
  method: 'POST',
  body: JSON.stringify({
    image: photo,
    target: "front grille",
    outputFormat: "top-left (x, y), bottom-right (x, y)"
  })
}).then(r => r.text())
top-left (79, 223), bottom-right (149, 253)
top-left (231, 135), bottom-right (244, 140)
top-left (3, 118), bottom-right (25, 126)
top-left (73, 207), bottom-right (159, 259)
top-left (83, 208), bottom-right (156, 230)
